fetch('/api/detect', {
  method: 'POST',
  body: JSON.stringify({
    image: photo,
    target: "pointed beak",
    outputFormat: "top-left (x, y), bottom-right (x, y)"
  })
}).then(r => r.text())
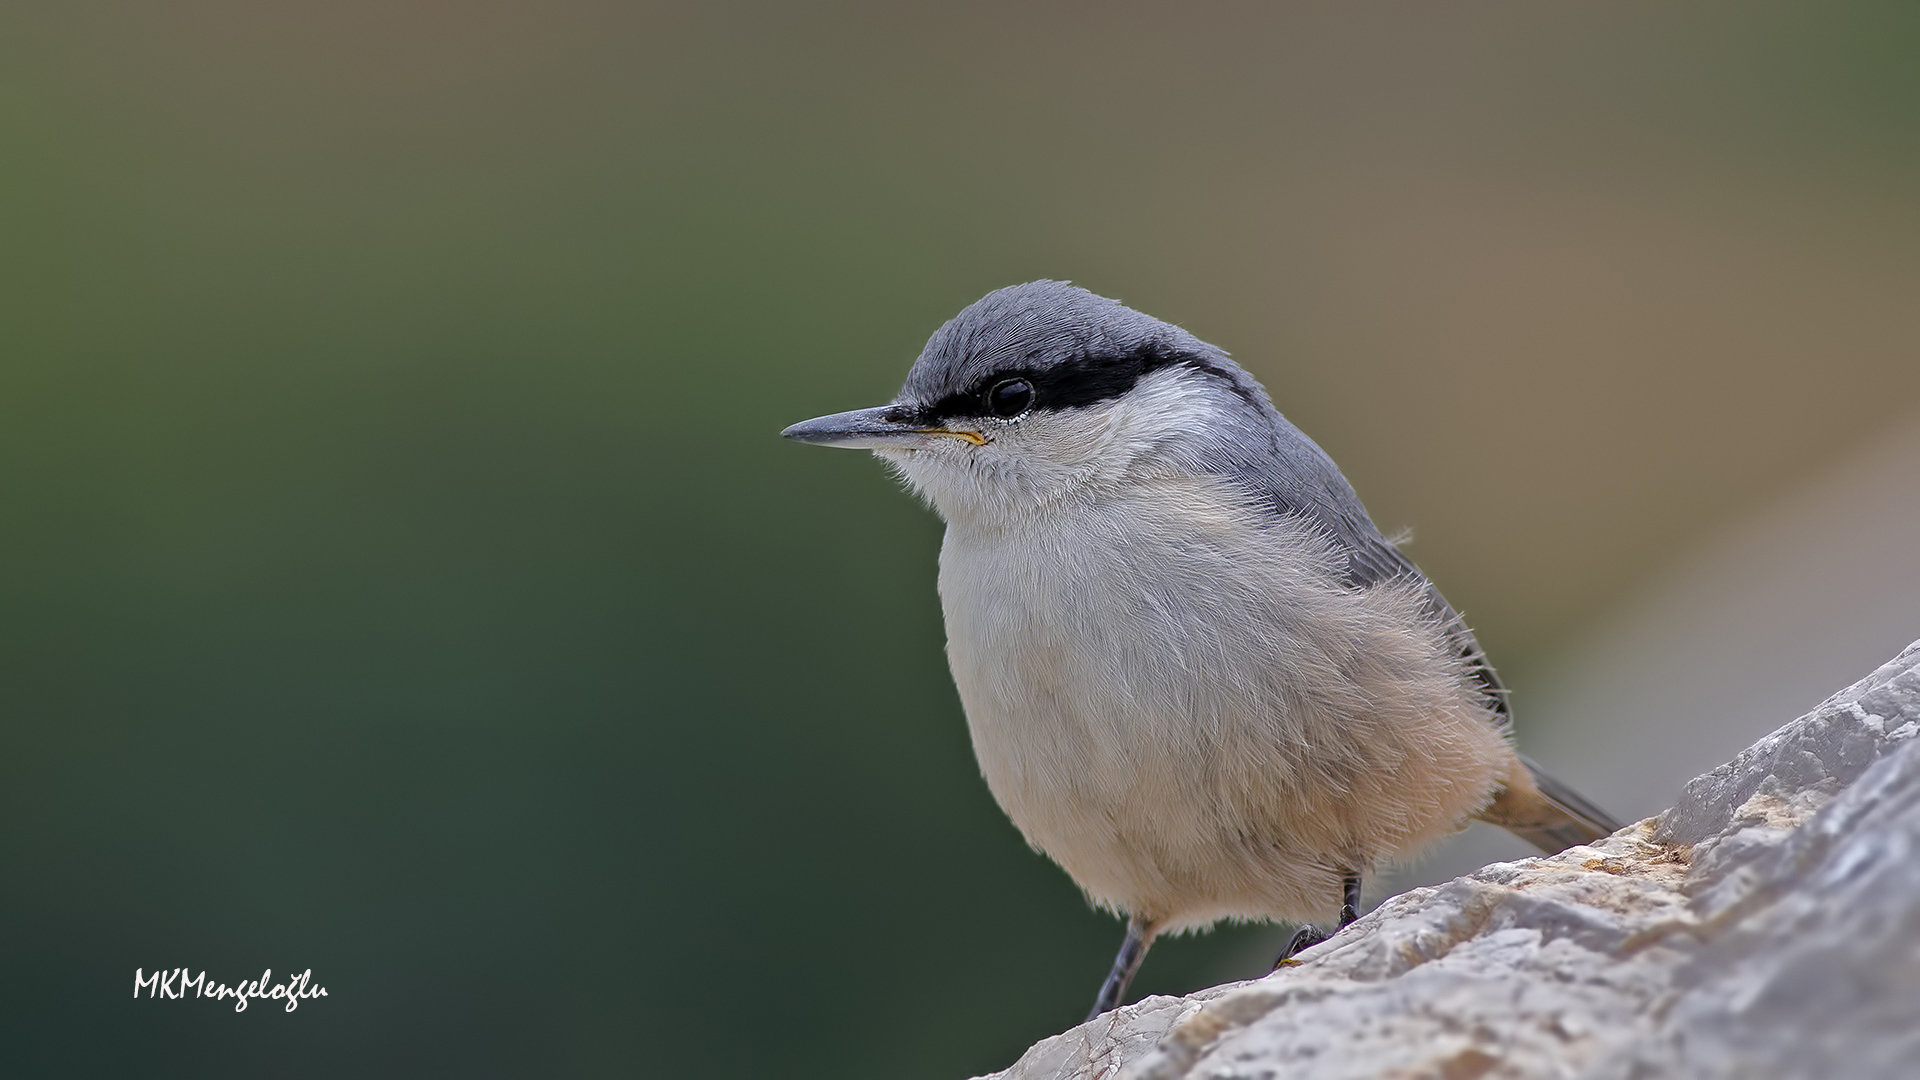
top-left (780, 405), bottom-right (986, 449)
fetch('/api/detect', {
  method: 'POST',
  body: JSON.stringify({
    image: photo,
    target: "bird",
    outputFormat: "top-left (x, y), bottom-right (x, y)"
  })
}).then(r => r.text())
top-left (781, 281), bottom-right (1620, 1021)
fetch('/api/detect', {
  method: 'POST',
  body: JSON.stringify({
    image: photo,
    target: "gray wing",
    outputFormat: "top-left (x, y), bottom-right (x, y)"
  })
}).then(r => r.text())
top-left (1201, 409), bottom-right (1514, 729)
top-left (1200, 400), bottom-right (1623, 845)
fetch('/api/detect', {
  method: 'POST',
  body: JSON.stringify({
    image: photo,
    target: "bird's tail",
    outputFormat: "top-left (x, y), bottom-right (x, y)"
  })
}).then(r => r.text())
top-left (1475, 754), bottom-right (1624, 854)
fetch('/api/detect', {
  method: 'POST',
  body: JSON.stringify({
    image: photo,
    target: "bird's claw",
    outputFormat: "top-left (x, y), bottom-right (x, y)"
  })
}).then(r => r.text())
top-left (1272, 923), bottom-right (1331, 969)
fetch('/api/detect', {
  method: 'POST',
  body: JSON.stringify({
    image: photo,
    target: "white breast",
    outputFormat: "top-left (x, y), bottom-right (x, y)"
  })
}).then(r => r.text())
top-left (935, 473), bottom-right (1510, 930)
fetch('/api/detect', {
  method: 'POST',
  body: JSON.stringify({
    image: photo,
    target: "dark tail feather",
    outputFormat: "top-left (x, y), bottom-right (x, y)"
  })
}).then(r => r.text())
top-left (1484, 755), bottom-right (1625, 855)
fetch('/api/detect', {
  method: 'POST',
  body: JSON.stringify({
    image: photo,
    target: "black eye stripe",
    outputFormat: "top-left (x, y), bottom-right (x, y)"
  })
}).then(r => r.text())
top-left (921, 342), bottom-right (1206, 421)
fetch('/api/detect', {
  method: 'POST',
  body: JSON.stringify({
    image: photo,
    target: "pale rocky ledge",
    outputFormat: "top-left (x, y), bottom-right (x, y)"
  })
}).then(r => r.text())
top-left (976, 638), bottom-right (1920, 1080)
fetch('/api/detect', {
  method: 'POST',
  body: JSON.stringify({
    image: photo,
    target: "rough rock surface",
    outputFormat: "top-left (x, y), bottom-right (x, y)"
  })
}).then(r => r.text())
top-left (977, 638), bottom-right (1920, 1080)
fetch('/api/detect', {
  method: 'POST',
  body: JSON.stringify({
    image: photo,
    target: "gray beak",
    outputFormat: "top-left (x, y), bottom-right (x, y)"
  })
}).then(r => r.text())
top-left (781, 405), bottom-right (985, 449)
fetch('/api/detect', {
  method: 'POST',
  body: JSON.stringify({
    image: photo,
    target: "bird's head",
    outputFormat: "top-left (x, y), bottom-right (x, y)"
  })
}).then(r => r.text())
top-left (782, 281), bottom-right (1278, 525)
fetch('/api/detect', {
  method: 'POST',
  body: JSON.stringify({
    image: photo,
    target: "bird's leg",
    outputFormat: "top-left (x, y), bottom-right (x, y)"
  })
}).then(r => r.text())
top-left (1339, 870), bottom-right (1362, 928)
top-left (1086, 916), bottom-right (1156, 1022)
top-left (1274, 870), bottom-right (1363, 967)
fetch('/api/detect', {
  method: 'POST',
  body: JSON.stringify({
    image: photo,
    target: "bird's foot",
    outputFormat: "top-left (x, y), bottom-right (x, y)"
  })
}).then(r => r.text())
top-left (1273, 873), bottom-right (1362, 969)
top-left (1272, 924), bottom-right (1331, 968)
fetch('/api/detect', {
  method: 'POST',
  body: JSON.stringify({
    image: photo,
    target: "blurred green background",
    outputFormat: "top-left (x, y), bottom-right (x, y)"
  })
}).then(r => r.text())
top-left (2, 2), bottom-right (1916, 1077)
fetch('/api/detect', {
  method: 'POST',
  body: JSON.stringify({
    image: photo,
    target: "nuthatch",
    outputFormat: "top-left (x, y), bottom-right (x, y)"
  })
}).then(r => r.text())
top-left (784, 282), bottom-right (1619, 1020)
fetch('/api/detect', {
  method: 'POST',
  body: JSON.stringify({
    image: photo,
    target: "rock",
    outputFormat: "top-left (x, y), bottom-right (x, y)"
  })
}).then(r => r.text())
top-left (976, 638), bottom-right (1920, 1080)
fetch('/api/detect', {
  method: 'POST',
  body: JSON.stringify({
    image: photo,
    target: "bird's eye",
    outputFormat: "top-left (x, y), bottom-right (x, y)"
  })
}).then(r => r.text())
top-left (987, 378), bottom-right (1034, 418)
